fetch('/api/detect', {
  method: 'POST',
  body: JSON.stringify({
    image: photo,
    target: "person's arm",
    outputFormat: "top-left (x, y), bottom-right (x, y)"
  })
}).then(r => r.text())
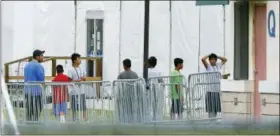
top-left (80, 69), bottom-right (86, 81)
top-left (218, 56), bottom-right (227, 65)
top-left (36, 64), bottom-right (45, 82)
top-left (201, 54), bottom-right (210, 69)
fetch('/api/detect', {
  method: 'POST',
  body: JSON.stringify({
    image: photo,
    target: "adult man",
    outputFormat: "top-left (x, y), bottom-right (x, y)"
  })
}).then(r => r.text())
top-left (170, 58), bottom-right (184, 120)
top-left (68, 53), bottom-right (87, 121)
top-left (117, 59), bottom-right (138, 79)
top-left (201, 53), bottom-right (227, 118)
top-left (24, 49), bottom-right (45, 121)
top-left (116, 59), bottom-right (138, 123)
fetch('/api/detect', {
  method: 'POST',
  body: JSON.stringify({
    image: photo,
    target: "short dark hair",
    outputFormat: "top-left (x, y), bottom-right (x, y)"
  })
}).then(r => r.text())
top-left (209, 53), bottom-right (218, 60)
top-left (56, 65), bottom-right (64, 73)
top-left (148, 56), bottom-right (157, 67)
top-left (174, 58), bottom-right (183, 67)
top-left (123, 59), bottom-right (131, 68)
top-left (71, 53), bottom-right (81, 63)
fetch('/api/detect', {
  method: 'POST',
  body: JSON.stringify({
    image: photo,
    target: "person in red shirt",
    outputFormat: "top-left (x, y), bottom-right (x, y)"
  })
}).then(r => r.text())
top-left (52, 65), bottom-right (70, 123)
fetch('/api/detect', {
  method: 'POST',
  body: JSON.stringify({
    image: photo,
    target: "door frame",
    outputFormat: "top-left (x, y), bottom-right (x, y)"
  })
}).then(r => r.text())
top-left (252, 2), bottom-right (267, 120)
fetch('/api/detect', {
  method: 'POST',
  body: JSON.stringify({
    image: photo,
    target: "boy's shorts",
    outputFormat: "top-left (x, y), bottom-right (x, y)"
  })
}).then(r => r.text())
top-left (71, 94), bottom-right (87, 111)
top-left (53, 102), bottom-right (67, 115)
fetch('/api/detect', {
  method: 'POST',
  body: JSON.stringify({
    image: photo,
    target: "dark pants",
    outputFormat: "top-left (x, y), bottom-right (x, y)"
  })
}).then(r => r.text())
top-left (25, 94), bottom-right (42, 121)
top-left (205, 92), bottom-right (221, 113)
top-left (71, 94), bottom-right (87, 111)
top-left (171, 99), bottom-right (183, 114)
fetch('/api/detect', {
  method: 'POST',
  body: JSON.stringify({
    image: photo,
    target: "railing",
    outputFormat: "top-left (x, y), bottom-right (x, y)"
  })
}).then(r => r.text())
top-left (3, 72), bottom-right (223, 124)
top-left (4, 56), bottom-right (102, 83)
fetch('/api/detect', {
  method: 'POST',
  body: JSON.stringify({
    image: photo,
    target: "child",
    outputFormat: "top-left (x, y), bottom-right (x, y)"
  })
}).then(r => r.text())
top-left (52, 65), bottom-right (70, 123)
top-left (170, 58), bottom-right (184, 120)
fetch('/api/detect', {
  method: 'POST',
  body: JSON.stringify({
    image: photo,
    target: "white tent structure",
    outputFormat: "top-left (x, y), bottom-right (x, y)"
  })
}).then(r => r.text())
top-left (1, 1), bottom-right (229, 81)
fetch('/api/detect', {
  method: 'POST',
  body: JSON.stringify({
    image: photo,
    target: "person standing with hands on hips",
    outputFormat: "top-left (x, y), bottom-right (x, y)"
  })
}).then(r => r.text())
top-left (68, 53), bottom-right (87, 121)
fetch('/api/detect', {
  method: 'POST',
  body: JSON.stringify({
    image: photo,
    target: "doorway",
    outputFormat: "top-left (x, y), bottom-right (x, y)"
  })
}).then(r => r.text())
top-left (253, 4), bottom-right (267, 119)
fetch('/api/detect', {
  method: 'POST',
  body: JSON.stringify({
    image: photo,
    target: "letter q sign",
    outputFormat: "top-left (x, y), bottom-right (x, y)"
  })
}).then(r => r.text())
top-left (268, 10), bottom-right (276, 38)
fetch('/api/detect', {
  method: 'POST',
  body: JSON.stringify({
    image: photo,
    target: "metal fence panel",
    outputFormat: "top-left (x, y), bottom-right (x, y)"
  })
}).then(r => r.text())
top-left (187, 72), bottom-right (222, 120)
top-left (147, 75), bottom-right (188, 123)
top-left (112, 78), bottom-right (146, 124)
top-left (74, 81), bottom-right (114, 124)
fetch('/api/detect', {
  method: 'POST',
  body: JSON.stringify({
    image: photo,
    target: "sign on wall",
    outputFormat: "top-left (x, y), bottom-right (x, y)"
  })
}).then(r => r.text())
top-left (196, 0), bottom-right (229, 6)
top-left (268, 10), bottom-right (276, 38)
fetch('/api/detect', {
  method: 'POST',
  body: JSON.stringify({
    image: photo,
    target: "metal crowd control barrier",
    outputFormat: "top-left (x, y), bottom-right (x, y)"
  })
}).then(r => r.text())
top-left (73, 81), bottom-right (114, 124)
top-left (4, 72), bottom-right (223, 126)
top-left (6, 82), bottom-right (76, 124)
top-left (112, 78), bottom-right (147, 124)
top-left (187, 72), bottom-right (222, 120)
top-left (146, 75), bottom-right (188, 123)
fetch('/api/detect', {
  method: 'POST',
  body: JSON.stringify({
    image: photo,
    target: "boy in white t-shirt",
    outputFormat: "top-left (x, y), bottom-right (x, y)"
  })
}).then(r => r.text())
top-left (68, 53), bottom-right (87, 121)
top-left (147, 56), bottom-right (162, 78)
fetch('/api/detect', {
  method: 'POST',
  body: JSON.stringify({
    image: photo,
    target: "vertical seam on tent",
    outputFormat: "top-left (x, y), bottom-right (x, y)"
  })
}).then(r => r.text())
top-left (198, 6), bottom-right (201, 73)
top-left (118, 1), bottom-right (122, 73)
top-left (169, 0), bottom-right (172, 76)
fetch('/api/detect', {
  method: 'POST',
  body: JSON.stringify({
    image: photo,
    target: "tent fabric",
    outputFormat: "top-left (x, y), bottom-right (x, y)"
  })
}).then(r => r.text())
top-left (1, 1), bottom-right (227, 81)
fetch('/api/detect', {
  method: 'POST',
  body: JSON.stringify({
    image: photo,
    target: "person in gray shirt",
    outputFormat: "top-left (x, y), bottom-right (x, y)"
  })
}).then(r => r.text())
top-left (117, 59), bottom-right (138, 79)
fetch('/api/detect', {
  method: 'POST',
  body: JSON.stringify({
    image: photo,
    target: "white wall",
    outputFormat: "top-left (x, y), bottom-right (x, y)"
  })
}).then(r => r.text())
top-left (6, 1), bottom-right (277, 83)
top-left (266, 1), bottom-right (279, 81)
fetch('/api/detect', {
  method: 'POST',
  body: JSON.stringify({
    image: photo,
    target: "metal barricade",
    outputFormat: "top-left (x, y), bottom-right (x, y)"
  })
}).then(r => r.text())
top-left (6, 82), bottom-right (44, 123)
top-left (73, 81), bottom-right (113, 124)
top-left (187, 72), bottom-right (222, 120)
top-left (112, 78), bottom-right (146, 124)
top-left (147, 75), bottom-right (188, 123)
top-left (5, 82), bottom-right (77, 124)
top-left (42, 82), bottom-right (76, 123)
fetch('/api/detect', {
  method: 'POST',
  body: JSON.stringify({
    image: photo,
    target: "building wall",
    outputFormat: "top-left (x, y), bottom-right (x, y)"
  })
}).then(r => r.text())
top-left (222, 1), bottom-right (279, 120)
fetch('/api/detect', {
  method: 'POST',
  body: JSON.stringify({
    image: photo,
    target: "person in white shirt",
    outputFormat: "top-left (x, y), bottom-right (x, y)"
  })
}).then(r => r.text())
top-left (201, 53), bottom-right (227, 72)
top-left (147, 56), bottom-right (163, 121)
top-left (68, 53), bottom-right (87, 121)
top-left (201, 53), bottom-right (227, 118)
top-left (147, 56), bottom-right (162, 78)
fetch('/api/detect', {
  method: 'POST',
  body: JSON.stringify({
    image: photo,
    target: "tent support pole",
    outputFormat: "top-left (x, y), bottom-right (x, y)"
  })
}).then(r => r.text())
top-left (143, 0), bottom-right (150, 79)
top-left (222, 4), bottom-right (226, 74)
top-left (198, 6), bottom-right (201, 73)
top-left (74, 0), bottom-right (77, 52)
top-left (118, 1), bottom-right (122, 73)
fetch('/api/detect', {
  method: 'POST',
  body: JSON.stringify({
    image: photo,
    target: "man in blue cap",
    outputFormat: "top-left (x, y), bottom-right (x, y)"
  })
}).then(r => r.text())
top-left (24, 49), bottom-right (45, 121)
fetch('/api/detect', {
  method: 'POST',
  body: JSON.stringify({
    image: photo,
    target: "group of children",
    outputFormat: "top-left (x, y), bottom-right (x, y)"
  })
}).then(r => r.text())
top-left (52, 52), bottom-right (227, 122)
top-left (52, 53), bottom-right (87, 123)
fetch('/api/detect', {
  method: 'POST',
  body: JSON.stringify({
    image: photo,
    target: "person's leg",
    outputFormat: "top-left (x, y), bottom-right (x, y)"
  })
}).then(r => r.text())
top-left (71, 95), bottom-right (77, 121)
top-left (30, 95), bottom-right (35, 121)
top-left (25, 94), bottom-right (31, 121)
top-left (34, 95), bottom-right (42, 121)
top-left (170, 99), bottom-right (176, 120)
top-left (178, 99), bottom-right (183, 119)
top-left (60, 102), bottom-right (67, 123)
top-left (81, 94), bottom-right (87, 121)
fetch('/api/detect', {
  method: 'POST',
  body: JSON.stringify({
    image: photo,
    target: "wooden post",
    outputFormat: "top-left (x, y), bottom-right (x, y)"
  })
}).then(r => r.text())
top-left (52, 58), bottom-right (57, 77)
top-left (4, 64), bottom-right (9, 83)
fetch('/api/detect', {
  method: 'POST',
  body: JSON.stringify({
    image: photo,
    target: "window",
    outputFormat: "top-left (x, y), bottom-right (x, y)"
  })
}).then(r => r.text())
top-left (234, 2), bottom-right (249, 80)
top-left (86, 10), bottom-right (104, 77)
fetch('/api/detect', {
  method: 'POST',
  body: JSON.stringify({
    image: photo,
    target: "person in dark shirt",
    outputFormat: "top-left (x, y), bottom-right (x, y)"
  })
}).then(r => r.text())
top-left (52, 65), bottom-right (70, 123)
top-left (117, 59), bottom-right (138, 79)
